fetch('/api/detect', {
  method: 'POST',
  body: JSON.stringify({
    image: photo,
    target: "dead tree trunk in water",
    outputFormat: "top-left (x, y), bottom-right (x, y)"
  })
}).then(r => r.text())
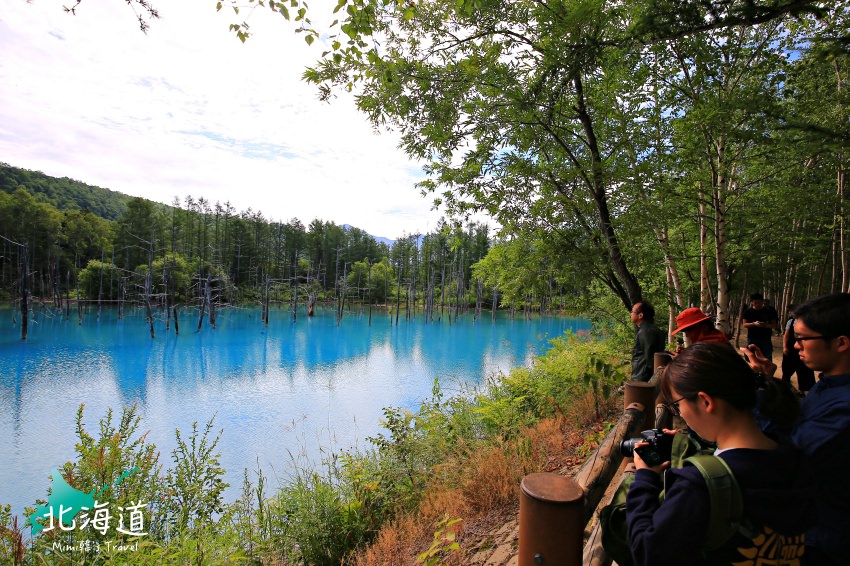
top-left (98, 249), bottom-right (105, 319)
top-left (163, 261), bottom-right (170, 332)
top-left (65, 270), bottom-right (71, 320)
top-left (20, 243), bottom-right (29, 341)
top-left (144, 232), bottom-right (155, 339)
top-left (197, 279), bottom-right (207, 332)
top-left (173, 306), bottom-right (180, 335)
top-left (337, 263), bottom-right (348, 326)
top-left (475, 278), bottom-right (483, 320)
top-left (394, 260), bottom-right (402, 326)
top-left (292, 264), bottom-right (298, 323)
top-left (208, 279), bottom-right (216, 329)
top-left (264, 274), bottom-right (271, 327)
top-left (367, 260), bottom-right (373, 326)
top-left (454, 251), bottom-right (464, 323)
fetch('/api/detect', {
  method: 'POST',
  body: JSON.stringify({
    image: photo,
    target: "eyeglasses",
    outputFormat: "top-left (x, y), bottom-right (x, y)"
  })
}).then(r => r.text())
top-left (663, 395), bottom-right (688, 417)
top-left (794, 335), bottom-right (832, 345)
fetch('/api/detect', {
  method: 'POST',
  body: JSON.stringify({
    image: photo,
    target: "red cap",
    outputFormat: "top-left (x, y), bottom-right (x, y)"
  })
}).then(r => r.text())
top-left (672, 307), bottom-right (712, 334)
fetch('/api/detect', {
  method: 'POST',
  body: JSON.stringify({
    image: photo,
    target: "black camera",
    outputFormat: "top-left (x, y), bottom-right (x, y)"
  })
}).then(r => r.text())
top-left (620, 428), bottom-right (674, 467)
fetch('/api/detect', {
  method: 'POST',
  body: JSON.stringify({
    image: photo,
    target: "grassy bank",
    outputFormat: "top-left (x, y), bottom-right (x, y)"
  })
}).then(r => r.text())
top-left (0, 332), bottom-right (626, 565)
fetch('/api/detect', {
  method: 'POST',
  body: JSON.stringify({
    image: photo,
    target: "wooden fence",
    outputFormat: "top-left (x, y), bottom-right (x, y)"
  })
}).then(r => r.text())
top-left (517, 355), bottom-right (670, 566)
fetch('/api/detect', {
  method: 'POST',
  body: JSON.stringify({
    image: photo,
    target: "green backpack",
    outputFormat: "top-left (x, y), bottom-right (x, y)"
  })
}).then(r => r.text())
top-left (600, 439), bottom-right (750, 566)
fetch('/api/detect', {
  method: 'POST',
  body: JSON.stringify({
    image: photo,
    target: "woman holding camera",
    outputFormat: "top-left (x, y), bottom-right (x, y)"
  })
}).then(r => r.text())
top-left (626, 342), bottom-right (816, 565)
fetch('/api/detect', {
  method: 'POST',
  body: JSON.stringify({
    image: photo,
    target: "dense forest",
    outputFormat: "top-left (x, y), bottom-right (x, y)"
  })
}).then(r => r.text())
top-left (0, 164), bottom-right (132, 221)
top-left (0, 164), bottom-right (515, 335)
top-left (3, 0), bottom-right (850, 341)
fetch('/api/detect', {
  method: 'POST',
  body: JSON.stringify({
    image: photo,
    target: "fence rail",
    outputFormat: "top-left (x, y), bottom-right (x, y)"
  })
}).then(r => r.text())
top-left (517, 355), bottom-right (669, 566)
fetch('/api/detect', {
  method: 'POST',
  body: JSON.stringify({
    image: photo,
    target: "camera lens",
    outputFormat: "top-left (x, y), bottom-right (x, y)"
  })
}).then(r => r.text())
top-left (620, 437), bottom-right (641, 457)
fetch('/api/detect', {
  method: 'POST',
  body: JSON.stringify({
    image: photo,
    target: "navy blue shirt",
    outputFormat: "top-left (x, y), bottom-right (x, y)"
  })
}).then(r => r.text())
top-left (793, 373), bottom-right (850, 565)
top-left (626, 443), bottom-right (815, 566)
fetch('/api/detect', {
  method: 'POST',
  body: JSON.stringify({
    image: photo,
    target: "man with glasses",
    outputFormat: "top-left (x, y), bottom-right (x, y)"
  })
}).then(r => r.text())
top-left (748, 293), bottom-right (850, 565)
top-left (630, 301), bottom-right (667, 382)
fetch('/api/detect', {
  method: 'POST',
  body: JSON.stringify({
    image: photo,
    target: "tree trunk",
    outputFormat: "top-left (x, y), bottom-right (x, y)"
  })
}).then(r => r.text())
top-left (698, 183), bottom-right (712, 312)
top-left (367, 260), bottom-right (373, 326)
top-left (197, 279), bottom-right (206, 332)
top-left (20, 243), bottom-right (29, 341)
top-left (573, 73), bottom-right (643, 309)
top-left (208, 279), bottom-right (216, 329)
top-left (164, 261), bottom-right (171, 332)
top-left (98, 249), bottom-right (105, 319)
top-left (395, 260), bottom-right (402, 326)
top-left (145, 231), bottom-right (155, 339)
top-left (292, 262), bottom-right (298, 323)
top-left (712, 138), bottom-right (733, 336)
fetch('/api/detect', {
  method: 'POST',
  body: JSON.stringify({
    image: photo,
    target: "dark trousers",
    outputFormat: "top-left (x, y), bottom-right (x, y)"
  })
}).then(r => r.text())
top-left (782, 353), bottom-right (816, 392)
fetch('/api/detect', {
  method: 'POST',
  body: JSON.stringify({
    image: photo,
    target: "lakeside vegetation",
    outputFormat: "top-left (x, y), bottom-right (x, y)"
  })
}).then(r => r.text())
top-left (2, 0), bottom-right (848, 563)
top-left (0, 331), bottom-right (625, 565)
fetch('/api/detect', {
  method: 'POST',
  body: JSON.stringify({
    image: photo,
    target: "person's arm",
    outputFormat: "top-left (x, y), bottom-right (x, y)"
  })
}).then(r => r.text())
top-left (783, 324), bottom-right (792, 356)
top-left (627, 468), bottom-right (709, 566)
top-left (740, 344), bottom-right (778, 376)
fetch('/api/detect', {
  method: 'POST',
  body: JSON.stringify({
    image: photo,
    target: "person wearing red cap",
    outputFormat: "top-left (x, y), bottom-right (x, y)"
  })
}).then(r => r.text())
top-left (672, 307), bottom-right (729, 347)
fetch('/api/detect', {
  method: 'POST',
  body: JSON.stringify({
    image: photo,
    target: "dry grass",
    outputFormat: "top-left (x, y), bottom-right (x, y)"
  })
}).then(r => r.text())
top-left (348, 389), bottom-right (621, 565)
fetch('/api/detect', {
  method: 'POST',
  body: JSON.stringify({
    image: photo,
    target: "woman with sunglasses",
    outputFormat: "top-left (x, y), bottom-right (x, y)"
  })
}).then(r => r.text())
top-left (626, 342), bottom-right (816, 566)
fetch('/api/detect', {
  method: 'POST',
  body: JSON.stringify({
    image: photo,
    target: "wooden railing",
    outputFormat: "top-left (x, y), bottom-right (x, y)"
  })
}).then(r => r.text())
top-left (517, 355), bottom-right (669, 566)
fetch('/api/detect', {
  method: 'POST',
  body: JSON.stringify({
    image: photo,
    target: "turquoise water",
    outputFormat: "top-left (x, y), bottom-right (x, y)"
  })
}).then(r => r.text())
top-left (0, 305), bottom-right (589, 518)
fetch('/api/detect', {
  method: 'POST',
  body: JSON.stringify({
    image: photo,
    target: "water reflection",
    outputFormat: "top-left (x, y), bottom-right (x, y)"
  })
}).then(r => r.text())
top-left (0, 305), bottom-right (589, 518)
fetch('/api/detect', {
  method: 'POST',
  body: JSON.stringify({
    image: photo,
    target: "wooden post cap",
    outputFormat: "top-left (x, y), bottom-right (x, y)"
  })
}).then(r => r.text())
top-left (520, 473), bottom-right (584, 504)
top-left (519, 473), bottom-right (584, 566)
top-left (654, 351), bottom-right (673, 369)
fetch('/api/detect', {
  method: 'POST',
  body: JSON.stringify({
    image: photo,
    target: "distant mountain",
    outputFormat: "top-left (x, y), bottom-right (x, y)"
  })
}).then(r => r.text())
top-left (0, 163), bottom-right (132, 221)
top-left (342, 224), bottom-right (394, 247)
top-left (371, 234), bottom-right (396, 247)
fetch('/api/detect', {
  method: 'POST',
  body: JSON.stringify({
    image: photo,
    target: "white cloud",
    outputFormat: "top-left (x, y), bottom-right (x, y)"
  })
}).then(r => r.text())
top-left (0, 0), bottom-right (455, 239)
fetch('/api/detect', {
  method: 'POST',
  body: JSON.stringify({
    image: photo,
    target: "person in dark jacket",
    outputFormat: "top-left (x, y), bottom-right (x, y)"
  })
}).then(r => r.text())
top-left (630, 301), bottom-right (667, 381)
top-left (626, 343), bottom-right (816, 566)
top-left (788, 294), bottom-right (850, 565)
top-left (742, 294), bottom-right (850, 565)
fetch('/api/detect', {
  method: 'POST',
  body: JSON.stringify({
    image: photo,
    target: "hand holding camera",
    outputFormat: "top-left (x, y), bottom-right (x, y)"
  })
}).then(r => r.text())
top-left (621, 428), bottom-right (675, 470)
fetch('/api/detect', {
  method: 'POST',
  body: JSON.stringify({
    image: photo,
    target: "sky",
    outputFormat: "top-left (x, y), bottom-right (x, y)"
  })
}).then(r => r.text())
top-left (0, 0), bottom-right (454, 240)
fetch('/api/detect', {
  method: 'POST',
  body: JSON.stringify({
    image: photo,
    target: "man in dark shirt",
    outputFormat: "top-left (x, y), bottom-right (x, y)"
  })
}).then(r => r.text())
top-left (630, 301), bottom-right (666, 381)
top-left (745, 293), bottom-right (850, 565)
top-left (742, 292), bottom-right (778, 360)
top-left (790, 294), bottom-right (850, 565)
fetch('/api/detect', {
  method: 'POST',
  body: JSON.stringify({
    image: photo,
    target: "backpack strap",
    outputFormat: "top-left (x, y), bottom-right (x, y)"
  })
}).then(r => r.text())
top-left (684, 454), bottom-right (743, 551)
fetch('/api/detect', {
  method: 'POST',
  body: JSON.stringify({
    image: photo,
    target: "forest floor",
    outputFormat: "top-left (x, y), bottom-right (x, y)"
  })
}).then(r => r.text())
top-left (457, 333), bottom-right (788, 566)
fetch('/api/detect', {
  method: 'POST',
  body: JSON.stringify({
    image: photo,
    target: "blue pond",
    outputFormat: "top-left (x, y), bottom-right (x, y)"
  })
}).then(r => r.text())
top-left (0, 305), bottom-right (589, 519)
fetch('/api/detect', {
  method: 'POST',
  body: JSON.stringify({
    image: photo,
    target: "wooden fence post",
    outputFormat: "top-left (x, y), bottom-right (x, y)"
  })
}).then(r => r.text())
top-left (518, 473), bottom-right (584, 566)
top-left (624, 381), bottom-right (656, 432)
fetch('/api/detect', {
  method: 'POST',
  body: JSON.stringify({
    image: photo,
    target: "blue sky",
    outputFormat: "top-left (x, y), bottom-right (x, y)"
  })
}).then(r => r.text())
top-left (0, 0), bottom-right (450, 240)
